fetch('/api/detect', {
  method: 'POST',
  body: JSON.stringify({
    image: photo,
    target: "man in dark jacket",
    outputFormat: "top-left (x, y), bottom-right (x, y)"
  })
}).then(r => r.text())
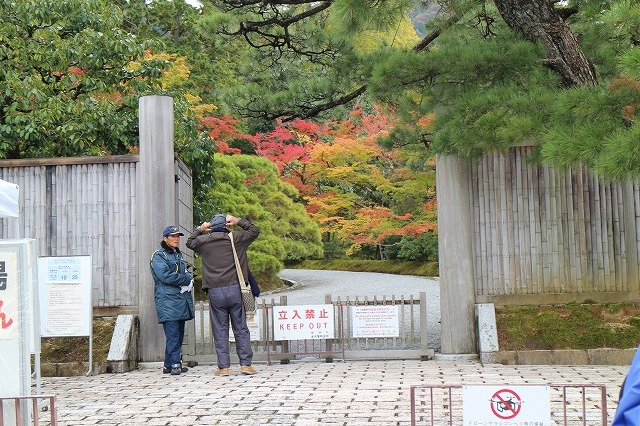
top-left (187, 214), bottom-right (260, 376)
top-left (150, 225), bottom-right (195, 376)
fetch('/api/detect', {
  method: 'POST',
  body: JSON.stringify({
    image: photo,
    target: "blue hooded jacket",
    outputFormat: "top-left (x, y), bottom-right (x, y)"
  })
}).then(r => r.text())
top-left (612, 346), bottom-right (640, 425)
top-left (150, 242), bottom-right (194, 324)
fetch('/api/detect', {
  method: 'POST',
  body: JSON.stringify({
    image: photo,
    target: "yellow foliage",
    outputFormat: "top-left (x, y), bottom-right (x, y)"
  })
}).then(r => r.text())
top-left (184, 93), bottom-right (202, 104)
top-left (309, 135), bottom-right (380, 166)
top-left (181, 93), bottom-right (218, 119)
top-left (153, 52), bottom-right (190, 89)
top-left (190, 103), bottom-right (219, 118)
top-left (127, 51), bottom-right (191, 90)
top-left (291, 131), bottom-right (313, 146)
top-left (353, 17), bottom-right (420, 54)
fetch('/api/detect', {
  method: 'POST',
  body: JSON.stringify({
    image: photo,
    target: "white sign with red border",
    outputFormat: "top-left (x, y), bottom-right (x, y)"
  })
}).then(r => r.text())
top-left (463, 384), bottom-right (551, 425)
top-left (272, 304), bottom-right (334, 340)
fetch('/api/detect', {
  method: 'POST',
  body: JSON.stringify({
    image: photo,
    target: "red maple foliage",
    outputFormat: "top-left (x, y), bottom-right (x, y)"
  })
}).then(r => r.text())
top-left (200, 115), bottom-right (255, 154)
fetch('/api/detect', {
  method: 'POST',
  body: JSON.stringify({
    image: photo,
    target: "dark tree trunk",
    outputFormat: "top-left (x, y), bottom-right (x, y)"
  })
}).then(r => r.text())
top-left (493, 0), bottom-right (597, 87)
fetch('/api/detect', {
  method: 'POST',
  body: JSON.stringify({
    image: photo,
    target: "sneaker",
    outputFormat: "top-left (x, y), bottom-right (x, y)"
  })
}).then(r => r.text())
top-left (170, 367), bottom-right (181, 375)
top-left (214, 368), bottom-right (230, 376)
top-left (240, 365), bottom-right (257, 375)
top-left (163, 366), bottom-right (188, 374)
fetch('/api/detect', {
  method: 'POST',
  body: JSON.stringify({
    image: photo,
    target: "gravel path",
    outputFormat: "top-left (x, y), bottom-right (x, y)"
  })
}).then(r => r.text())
top-left (258, 269), bottom-right (442, 351)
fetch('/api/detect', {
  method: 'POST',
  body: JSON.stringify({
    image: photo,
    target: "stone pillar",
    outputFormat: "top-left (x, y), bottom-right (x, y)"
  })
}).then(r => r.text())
top-left (138, 95), bottom-right (175, 362)
top-left (436, 155), bottom-right (477, 354)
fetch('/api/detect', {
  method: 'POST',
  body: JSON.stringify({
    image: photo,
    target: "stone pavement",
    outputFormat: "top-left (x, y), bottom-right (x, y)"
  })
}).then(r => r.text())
top-left (38, 359), bottom-right (630, 425)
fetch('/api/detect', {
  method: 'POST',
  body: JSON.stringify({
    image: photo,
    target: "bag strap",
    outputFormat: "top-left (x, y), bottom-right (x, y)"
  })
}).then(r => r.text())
top-left (229, 232), bottom-right (247, 289)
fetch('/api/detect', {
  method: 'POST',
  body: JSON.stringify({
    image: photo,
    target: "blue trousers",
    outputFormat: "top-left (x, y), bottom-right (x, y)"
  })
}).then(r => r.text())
top-left (208, 284), bottom-right (253, 368)
top-left (162, 320), bottom-right (186, 368)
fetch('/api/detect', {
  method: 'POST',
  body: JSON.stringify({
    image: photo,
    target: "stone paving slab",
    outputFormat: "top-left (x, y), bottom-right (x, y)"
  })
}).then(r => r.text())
top-left (37, 360), bottom-right (630, 425)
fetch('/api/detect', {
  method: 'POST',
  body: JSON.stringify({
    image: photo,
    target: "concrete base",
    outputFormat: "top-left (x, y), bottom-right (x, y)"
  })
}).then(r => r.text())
top-left (434, 353), bottom-right (479, 361)
top-left (138, 362), bottom-right (165, 370)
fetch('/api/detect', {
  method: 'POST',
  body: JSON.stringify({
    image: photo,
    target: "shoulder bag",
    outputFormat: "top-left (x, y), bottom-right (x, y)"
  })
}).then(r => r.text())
top-left (229, 232), bottom-right (256, 321)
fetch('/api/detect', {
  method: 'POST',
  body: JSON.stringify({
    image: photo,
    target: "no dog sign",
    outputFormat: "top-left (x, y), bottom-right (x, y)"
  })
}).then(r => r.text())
top-left (463, 384), bottom-right (551, 425)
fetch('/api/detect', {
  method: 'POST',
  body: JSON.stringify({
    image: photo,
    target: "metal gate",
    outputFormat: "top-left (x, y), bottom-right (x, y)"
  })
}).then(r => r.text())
top-left (183, 291), bottom-right (433, 363)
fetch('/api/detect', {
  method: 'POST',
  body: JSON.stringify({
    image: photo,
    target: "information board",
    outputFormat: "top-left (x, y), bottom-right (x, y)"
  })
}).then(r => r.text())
top-left (229, 309), bottom-right (262, 341)
top-left (351, 305), bottom-right (399, 338)
top-left (37, 256), bottom-right (92, 337)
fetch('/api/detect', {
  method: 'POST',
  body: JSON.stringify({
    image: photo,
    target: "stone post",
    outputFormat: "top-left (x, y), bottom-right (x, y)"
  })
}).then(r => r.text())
top-left (138, 95), bottom-right (175, 362)
top-left (436, 155), bottom-right (477, 354)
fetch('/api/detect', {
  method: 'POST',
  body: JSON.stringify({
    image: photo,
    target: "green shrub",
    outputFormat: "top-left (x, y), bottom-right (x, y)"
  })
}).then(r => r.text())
top-left (322, 240), bottom-right (348, 260)
top-left (396, 232), bottom-right (438, 262)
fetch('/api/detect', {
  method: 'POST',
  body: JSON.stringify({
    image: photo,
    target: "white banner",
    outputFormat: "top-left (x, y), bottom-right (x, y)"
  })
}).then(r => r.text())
top-left (0, 251), bottom-right (18, 340)
top-left (0, 179), bottom-right (19, 218)
top-left (0, 241), bottom-right (37, 426)
top-left (273, 304), bottom-right (334, 340)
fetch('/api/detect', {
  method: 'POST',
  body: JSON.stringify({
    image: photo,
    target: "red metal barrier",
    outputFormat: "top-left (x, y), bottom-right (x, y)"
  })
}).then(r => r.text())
top-left (0, 395), bottom-right (57, 426)
top-left (410, 383), bottom-right (608, 425)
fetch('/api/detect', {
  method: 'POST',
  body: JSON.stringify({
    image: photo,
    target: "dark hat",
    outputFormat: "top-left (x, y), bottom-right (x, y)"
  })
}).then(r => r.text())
top-left (162, 225), bottom-right (184, 237)
top-left (210, 214), bottom-right (227, 228)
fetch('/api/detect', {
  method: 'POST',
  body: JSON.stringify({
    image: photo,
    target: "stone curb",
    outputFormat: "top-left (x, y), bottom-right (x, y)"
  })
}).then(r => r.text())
top-left (39, 362), bottom-right (111, 377)
top-left (39, 347), bottom-right (637, 377)
top-left (490, 348), bottom-right (637, 366)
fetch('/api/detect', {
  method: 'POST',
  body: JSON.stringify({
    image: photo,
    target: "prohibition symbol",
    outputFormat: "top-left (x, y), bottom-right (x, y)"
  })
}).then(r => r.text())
top-left (489, 388), bottom-right (522, 420)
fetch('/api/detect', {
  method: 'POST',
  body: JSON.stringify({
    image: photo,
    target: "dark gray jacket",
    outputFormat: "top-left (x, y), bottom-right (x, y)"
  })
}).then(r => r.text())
top-left (186, 218), bottom-right (260, 289)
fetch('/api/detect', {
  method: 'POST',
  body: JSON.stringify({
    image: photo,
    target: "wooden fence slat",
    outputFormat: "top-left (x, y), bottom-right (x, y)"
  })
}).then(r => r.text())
top-left (565, 169), bottom-right (577, 292)
top-left (579, 167), bottom-right (591, 284)
top-left (471, 163), bottom-right (485, 294)
top-left (612, 184), bottom-right (623, 291)
top-left (470, 149), bottom-right (640, 304)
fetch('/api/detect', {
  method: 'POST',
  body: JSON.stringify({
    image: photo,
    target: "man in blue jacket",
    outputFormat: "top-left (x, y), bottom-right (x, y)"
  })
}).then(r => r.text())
top-left (150, 225), bottom-right (195, 375)
top-left (612, 346), bottom-right (640, 425)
